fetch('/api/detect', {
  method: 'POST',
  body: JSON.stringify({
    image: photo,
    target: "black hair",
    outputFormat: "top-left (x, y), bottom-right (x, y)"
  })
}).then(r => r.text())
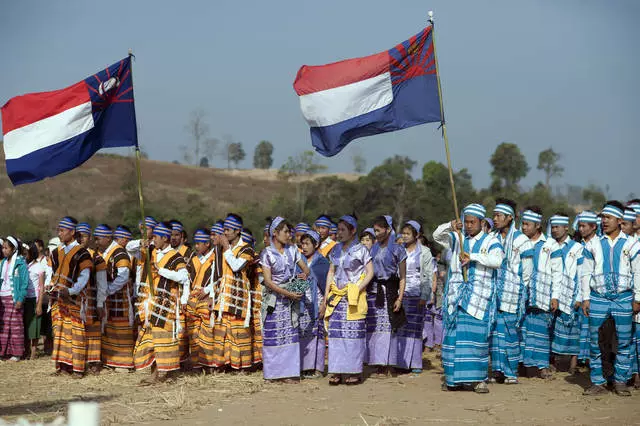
top-left (63, 216), bottom-right (79, 225)
top-left (524, 205), bottom-right (543, 215)
top-left (373, 215), bottom-right (391, 229)
top-left (554, 211), bottom-right (570, 218)
top-left (315, 214), bottom-right (332, 222)
top-left (243, 228), bottom-right (254, 237)
top-left (495, 198), bottom-right (517, 215)
top-left (26, 241), bottom-right (39, 263)
top-left (401, 222), bottom-right (420, 238)
top-left (97, 223), bottom-right (113, 232)
top-left (603, 200), bottom-right (625, 211)
top-left (34, 239), bottom-right (44, 250)
top-left (628, 199), bottom-right (640, 206)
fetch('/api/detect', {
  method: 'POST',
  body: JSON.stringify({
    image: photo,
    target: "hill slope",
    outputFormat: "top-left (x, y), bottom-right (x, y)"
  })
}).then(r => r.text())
top-left (0, 153), bottom-right (358, 239)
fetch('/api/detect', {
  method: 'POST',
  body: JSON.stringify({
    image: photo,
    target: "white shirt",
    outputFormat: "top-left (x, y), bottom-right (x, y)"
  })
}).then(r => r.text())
top-left (581, 232), bottom-right (640, 301)
top-left (27, 261), bottom-right (45, 300)
top-left (433, 222), bottom-right (504, 321)
top-left (223, 239), bottom-right (248, 272)
top-left (156, 245), bottom-right (190, 305)
top-left (63, 241), bottom-right (91, 296)
top-left (495, 230), bottom-right (534, 314)
top-left (0, 253), bottom-right (17, 297)
top-left (551, 237), bottom-right (584, 315)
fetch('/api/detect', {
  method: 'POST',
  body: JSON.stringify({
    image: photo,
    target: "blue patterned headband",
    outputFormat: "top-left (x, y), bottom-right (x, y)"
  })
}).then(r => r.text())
top-left (602, 205), bottom-right (623, 219)
top-left (144, 216), bottom-right (158, 228)
top-left (93, 225), bottom-right (112, 238)
top-left (171, 222), bottom-right (184, 232)
top-left (463, 204), bottom-right (486, 219)
top-left (314, 217), bottom-right (332, 229)
top-left (210, 222), bottom-right (224, 236)
top-left (153, 223), bottom-right (171, 238)
top-left (305, 230), bottom-right (321, 244)
top-left (295, 223), bottom-right (311, 234)
top-left (113, 227), bottom-right (132, 240)
top-left (59, 217), bottom-right (77, 231)
top-left (623, 209), bottom-right (636, 222)
top-left (224, 215), bottom-right (243, 231)
top-left (494, 203), bottom-right (515, 217)
top-left (76, 222), bottom-right (91, 234)
top-left (521, 210), bottom-right (542, 224)
top-left (270, 216), bottom-right (285, 237)
top-left (339, 215), bottom-right (357, 230)
top-left (406, 220), bottom-right (421, 233)
top-left (194, 229), bottom-right (210, 243)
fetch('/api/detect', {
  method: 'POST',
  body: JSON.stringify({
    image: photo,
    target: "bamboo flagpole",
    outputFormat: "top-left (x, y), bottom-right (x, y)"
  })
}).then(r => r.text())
top-left (129, 49), bottom-right (155, 298)
top-left (428, 12), bottom-right (468, 280)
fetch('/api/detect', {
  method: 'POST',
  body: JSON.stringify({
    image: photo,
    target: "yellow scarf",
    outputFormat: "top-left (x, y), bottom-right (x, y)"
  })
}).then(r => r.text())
top-left (324, 274), bottom-right (367, 331)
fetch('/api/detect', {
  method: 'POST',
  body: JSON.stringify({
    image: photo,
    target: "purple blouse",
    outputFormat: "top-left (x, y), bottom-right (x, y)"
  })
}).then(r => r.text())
top-left (329, 240), bottom-right (371, 289)
top-left (260, 245), bottom-right (303, 285)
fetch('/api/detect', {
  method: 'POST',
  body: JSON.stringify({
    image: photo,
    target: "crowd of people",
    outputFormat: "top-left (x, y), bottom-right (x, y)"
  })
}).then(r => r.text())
top-left (0, 197), bottom-right (638, 396)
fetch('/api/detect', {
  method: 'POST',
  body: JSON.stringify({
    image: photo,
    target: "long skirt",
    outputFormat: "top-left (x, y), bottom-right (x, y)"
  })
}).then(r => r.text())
top-left (551, 311), bottom-right (580, 356)
top-left (102, 319), bottom-right (136, 369)
top-left (178, 315), bottom-right (189, 364)
top-left (327, 297), bottom-right (365, 374)
top-left (133, 325), bottom-right (180, 373)
top-left (442, 308), bottom-right (490, 386)
top-left (0, 296), bottom-right (24, 357)
top-left (490, 311), bottom-right (520, 379)
top-left (262, 295), bottom-right (301, 380)
top-left (588, 291), bottom-right (633, 386)
top-left (251, 287), bottom-right (263, 365)
top-left (521, 308), bottom-right (552, 369)
top-left (423, 305), bottom-right (443, 349)
top-left (365, 288), bottom-right (397, 366)
top-left (578, 309), bottom-right (590, 361)
top-left (85, 322), bottom-right (102, 364)
top-left (198, 312), bottom-right (253, 369)
top-left (631, 322), bottom-right (640, 375)
top-left (51, 308), bottom-right (86, 373)
top-left (299, 295), bottom-right (325, 373)
top-left (23, 297), bottom-right (42, 340)
top-left (396, 297), bottom-right (424, 370)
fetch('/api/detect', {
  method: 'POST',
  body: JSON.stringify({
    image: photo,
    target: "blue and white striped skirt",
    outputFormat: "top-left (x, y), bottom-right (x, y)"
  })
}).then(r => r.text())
top-left (442, 308), bottom-right (490, 386)
top-left (521, 309), bottom-right (552, 369)
top-left (551, 311), bottom-right (580, 356)
top-left (490, 311), bottom-right (521, 379)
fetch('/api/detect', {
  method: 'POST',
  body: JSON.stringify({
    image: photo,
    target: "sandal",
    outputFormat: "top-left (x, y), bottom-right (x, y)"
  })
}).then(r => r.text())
top-left (345, 375), bottom-right (361, 385)
top-left (329, 374), bottom-right (342, 386)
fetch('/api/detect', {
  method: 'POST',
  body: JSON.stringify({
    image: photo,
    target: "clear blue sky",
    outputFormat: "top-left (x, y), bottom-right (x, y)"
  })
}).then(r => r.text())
top-left (1, 0), bottom-right (638, 198)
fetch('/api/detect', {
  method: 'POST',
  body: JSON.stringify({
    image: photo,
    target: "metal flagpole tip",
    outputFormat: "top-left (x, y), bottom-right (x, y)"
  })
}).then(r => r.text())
top-left (128, 48), bottom-right (133, 56)
top-left (428, 10), bottom-right (434, 21)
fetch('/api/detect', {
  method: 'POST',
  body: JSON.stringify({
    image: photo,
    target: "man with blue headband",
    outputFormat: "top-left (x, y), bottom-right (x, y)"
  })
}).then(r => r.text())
top-left (433, 203), bottom-right (504, 393)
top-left (547, 212), bottom-right (583, 376)
top-left (49, 217), bottom-right (93, 377)
top-left (519, 206), bottom-right (556, 379)
top-left (314, 215), bottom-right (336, 257)
top-left (581, 201), bottom-right (640, 396)
top-left (490, 198), bottom-right (534, 385)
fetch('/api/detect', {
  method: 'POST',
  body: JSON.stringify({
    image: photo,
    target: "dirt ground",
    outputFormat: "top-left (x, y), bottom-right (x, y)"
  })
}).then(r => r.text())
top-left (0, 351), bottom-right (637, 426)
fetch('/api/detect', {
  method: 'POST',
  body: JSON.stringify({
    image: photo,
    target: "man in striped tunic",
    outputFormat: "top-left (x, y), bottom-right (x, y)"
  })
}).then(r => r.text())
top-left (94, 224), bottom-right (134, 370)
top-left (581, 201), bottom-right (640, 396)
top-left (50, 217), bottom-right (93, 377)
top-left (134, 222), bottom-right (189, 385)
top-left (490, 199), bottom-right (534, 385)
top-left (433, 204), bottom-right (504, 393)
top-left (520, 207), bottom-right (557, 379)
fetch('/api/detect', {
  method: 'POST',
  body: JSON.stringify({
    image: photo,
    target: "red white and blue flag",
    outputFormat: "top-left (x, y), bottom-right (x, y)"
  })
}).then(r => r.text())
top-left (1, 57), bottom-right (137, 185)
top-left (294, 27), bottom-right (442, 157)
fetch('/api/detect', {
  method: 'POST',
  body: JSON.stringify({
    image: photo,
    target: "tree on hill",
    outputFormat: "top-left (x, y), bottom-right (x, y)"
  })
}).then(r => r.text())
top-left (537, 148), bottom-right (563, 189)
top-left (253, 140), bottom-right (274, 169)
top-left (199, 157), bottom-right (209, 168)
top-left (490, 142), bottom-right (529, 192)
top-left (351, 147), bottom-right (366, 173)
top-left (182, 108), bottom-right (209, 166)
top-left (228, 142), bottom-right (246, 168)
top-left (278, 150), bottom-right (327, 219)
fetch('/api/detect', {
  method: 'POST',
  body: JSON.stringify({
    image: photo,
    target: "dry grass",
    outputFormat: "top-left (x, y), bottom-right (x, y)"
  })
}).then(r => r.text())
top-left (0, 357), bottom-right (264, 425)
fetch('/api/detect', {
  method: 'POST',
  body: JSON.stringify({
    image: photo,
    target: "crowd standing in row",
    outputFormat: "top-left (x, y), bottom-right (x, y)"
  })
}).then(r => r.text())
top-left (0, 198), bottom-right (638, 395)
